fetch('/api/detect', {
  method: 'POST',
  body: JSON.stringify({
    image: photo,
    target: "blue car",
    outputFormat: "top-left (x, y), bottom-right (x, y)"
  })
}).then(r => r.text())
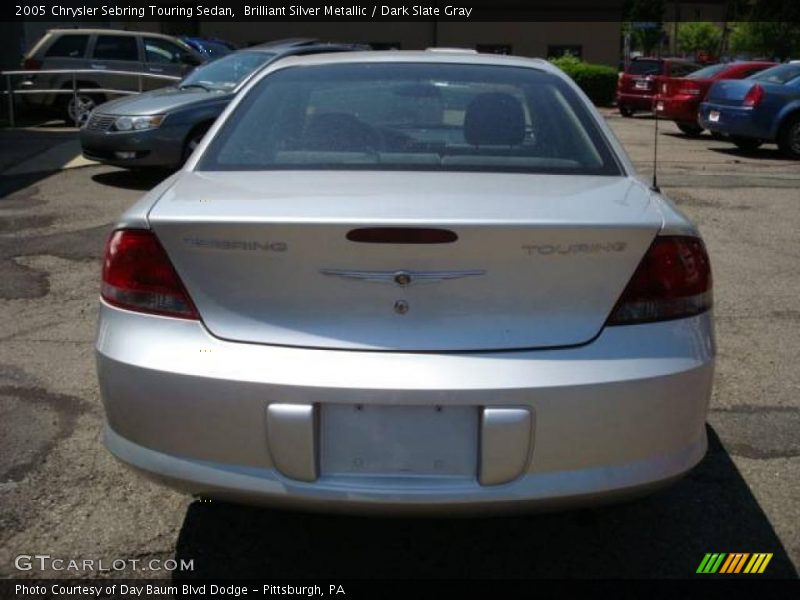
top-left (699, 62), bottom-right (800, 158)
top-left (180, 37), bottom-right (237, 59)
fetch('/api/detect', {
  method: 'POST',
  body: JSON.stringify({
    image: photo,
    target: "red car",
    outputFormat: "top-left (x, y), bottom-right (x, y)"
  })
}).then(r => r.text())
top-left (617, 57), bottom-right (700, 117)
top-left (654, 61), bottom-right (777, 135)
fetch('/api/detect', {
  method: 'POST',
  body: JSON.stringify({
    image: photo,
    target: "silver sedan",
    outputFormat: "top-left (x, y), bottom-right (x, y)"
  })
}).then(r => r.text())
top-left (96, 50), bottom-right (715, 513)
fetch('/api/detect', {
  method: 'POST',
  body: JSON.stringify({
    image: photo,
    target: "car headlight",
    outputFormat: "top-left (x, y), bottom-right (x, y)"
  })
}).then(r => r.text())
top-left (113, 115), bottom-right (164, 132)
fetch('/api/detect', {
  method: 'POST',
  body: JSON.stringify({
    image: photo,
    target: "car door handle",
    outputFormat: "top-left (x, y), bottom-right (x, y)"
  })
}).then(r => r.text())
top-left (90, 64), bottom-right (107, 70)
top-left (149, 67), bottom-right (164, 73)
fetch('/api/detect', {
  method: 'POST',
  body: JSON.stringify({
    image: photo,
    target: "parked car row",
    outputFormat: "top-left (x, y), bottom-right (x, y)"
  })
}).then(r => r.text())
top-left (699, 63), bottom-right (800, 158)
top-left (617, 56), bottom-right (800, 159)
top-left (653, 60), bottom-right (777, 136)
top-left (616, 56), bottom-right (701, 117)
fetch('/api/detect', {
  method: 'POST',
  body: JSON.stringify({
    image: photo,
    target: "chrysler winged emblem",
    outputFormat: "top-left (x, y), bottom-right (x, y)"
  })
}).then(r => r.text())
top-left (320, 268), bottom-right (486, 286)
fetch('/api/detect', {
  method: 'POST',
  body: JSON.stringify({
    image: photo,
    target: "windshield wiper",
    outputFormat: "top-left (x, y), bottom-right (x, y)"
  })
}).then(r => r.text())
top-left (179, 83), bottom-right (212, 91)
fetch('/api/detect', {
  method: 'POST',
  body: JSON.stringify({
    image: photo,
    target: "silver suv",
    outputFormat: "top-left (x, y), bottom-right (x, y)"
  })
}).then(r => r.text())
top-left (19, 29), bottom-right (204, 123)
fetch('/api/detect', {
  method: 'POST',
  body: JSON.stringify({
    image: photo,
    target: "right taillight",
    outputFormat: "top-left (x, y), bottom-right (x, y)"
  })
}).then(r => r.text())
top-left (743, 83), bottom-right (764, 108)
top-left (101, 229), bottom-right (198, 320)
top-left (607, 236), bottom-right (712, 325)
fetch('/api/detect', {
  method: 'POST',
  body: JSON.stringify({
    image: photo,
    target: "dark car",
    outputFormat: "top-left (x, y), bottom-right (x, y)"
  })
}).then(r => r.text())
top-left (180, 37), bottom-right (237, 59)
top-left (699, 63), bottom-right (800, 158)
top-left (617, 57), bottom-right (701, 117)
top-left (80, 40), bottom-right (364, 169)
top-left (654, 61), bottom-right (776, 136)
top-left (19, 29), bottom-right (205, 123)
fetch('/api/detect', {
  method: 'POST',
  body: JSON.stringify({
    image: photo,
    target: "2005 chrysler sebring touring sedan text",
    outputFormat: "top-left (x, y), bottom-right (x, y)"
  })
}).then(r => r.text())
top-left (96, 50), bottom-right (715, 513)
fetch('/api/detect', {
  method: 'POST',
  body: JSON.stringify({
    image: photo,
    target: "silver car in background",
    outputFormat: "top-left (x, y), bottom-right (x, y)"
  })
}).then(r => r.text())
top-left (96, 50), bottom-right (715, 513)
top-left (19, 29), bottom-right (204, 123)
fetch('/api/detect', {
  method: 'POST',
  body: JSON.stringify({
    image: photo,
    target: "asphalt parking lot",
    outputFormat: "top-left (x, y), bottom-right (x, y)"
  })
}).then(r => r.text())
top-left (0, 112), bottom-right (798, 579)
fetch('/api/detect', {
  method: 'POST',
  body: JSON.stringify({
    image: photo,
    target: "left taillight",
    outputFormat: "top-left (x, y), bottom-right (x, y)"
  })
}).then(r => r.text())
top-left (743, 83), bottom-right (764, 108)
top-left (101, 229), bottom-right (199, 319)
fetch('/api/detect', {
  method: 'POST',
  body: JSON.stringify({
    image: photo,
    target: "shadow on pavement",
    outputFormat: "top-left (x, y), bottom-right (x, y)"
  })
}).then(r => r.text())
top-left (709, 146), bottom-right (790, 162)
top-left (0, 127), bottom-right (79, 198)
top-left (0, 171), bottom-right (59, 199)
top-left (172, 427), bottom-right (796, 579)
top-left (92, 169), bottom-right (173, 191)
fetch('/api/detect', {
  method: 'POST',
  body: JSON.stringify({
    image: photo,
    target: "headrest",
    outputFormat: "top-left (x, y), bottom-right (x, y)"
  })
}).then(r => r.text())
top-left (464, 92), bottom-right (526, 146)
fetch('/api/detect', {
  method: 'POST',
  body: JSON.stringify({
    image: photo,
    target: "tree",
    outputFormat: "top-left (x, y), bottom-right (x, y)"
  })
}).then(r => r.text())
top-left (624, 0), bottom-right (665, 55)
top-left (677, 22), bottom-right (722, 57)
top-left (729, 21), bottom-right (800, 61)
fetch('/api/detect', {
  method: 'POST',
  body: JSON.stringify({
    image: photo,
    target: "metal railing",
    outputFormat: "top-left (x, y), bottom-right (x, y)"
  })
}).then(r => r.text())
top-left (1, 68), bottom-right (182, 127)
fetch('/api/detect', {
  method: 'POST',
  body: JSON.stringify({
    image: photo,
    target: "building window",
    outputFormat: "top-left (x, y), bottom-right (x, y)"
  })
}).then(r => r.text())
top-left (476, 44), bottom-right (512, 55)
top-left (547, 44), bottom-right (583, 60)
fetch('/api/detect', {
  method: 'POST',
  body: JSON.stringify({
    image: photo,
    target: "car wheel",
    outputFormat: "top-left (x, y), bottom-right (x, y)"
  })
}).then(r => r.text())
top-left (619, 106), bottom-right (634, 118)
top-left (777, 115), bottom-right (800, 159)
top-left (63, 93), bottom-right (101, 126)
top-left (677, 122), bottom-right (704, 137)
top-left (731, 136), bottom-right (763, 152)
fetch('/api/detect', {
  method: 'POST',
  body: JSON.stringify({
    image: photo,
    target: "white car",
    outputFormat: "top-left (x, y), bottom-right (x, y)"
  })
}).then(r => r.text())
top-left (96, 50), bottom-right (715, 513)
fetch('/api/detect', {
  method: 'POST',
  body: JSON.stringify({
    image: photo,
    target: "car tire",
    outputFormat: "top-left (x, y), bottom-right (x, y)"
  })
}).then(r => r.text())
top-left (731, 136), bottom-right (763, 152)
top-left (62, 92), bottom-right (104, 126)
top-left (182, 125), bottom-right (211, 164)
top-left (677, 122), bottom-right (704, 137)
top-left (619, 106), bottom-right (634, 118)
top-left (776, 115), bottom-right (800, 159)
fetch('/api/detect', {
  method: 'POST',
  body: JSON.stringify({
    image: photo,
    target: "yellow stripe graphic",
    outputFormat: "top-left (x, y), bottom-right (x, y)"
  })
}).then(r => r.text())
top-left (744, 554), bottom-right (760, 573)
top-left (758, 554), bottom-right (773, 574)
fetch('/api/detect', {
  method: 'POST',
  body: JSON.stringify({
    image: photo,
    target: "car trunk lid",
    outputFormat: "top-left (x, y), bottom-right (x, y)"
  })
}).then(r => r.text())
top-left (148, 171), bottom-right (662, 351)
top-left (706, 79), bottom-right (761, 106)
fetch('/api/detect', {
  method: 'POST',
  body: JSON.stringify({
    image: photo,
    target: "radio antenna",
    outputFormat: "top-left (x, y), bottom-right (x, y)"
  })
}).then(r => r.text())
top-left (652, 104), bottom-right (660, 192)
top-left (651, 28), bottom-right (663, 193)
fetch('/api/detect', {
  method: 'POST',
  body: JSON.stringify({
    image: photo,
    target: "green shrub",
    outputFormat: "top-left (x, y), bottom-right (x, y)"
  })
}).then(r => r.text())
top-left (549, 56), bottom-right (618, 107)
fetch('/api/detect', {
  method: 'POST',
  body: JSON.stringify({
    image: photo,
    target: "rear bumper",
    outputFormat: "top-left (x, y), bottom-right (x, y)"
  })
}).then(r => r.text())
top-left (96, 303), bottom-right (715, 513)
top-left (698, 103), bottom-right (772, 140)
top-left (654, 96), bottom-right (700, 123)
top-left (617, 91), bottom-right (656, 111)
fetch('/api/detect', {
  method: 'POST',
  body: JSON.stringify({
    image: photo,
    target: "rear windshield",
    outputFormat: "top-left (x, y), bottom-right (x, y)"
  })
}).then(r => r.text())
top-left (686, 63), bottom-right (728, 79)
top-left (198, 62), bottom-right (621, 175)
top-left (627, 59), bottom-right (662, 75)
top-left (751, 63), bottom-right (800, 84)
